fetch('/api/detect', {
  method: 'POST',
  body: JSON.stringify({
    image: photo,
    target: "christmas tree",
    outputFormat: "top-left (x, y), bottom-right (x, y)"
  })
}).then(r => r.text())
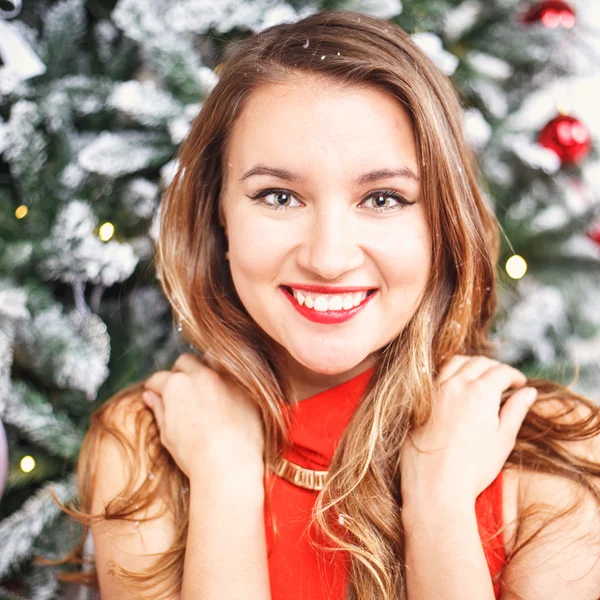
top-left (1, 0), bottom-right (599, 597)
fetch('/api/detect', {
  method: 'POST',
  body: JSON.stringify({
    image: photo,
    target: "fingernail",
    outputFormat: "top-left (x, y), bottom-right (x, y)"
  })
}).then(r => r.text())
top-left (524, 387), bottom-right (538, 403)
top-left (142, 391), bottom-right (153, 404)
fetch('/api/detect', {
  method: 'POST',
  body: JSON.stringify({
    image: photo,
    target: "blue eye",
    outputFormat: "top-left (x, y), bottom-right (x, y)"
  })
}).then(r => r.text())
top-left (248, 188), bottom-right (414, 212)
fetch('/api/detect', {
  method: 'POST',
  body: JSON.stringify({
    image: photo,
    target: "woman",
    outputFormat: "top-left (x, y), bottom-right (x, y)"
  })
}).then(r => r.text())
top-left (53, 9), bottom-right (600, 600)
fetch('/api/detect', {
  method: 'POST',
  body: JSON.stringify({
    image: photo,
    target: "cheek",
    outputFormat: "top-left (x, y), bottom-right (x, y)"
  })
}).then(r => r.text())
top-left (375, 223), bottom-right (432, 286)
top-left (227, 211), bottom-right (289, 286)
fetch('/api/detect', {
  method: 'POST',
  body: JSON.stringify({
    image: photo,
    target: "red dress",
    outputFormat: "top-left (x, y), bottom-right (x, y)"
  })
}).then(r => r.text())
top-left (265, 366), bottom-right (506, 599)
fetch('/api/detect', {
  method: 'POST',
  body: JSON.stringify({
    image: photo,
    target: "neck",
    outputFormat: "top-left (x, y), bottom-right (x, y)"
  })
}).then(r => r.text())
top-left (284, 354), bottom-right (378, 404)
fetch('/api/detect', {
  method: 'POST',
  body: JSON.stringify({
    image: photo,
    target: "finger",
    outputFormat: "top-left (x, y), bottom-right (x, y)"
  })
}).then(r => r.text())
top-left (172, 352), bottom-right (204, 373)
top-left (436, 354), bottom-right (471, 385)
top-left (452, 355), bottom-right (502, 383)
top-left (497, 386), bottom-right (537, 448)
top-left (144, 371), bottom-right (172, 395)
top-left (143, 390), bottom-right (166, 432)
top-left (476, 362), bottom-right (528, 394)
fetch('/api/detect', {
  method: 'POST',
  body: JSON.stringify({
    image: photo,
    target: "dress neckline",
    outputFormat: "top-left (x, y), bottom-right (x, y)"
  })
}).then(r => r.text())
top-left (279, 364), bottom-right (377, 470)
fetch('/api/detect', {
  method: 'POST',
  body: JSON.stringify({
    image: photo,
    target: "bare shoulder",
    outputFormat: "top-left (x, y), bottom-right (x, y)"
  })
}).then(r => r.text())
top-left (500, 395), bottom-right (600, 599)
top-left (84, 382), bottom-right (182, 600)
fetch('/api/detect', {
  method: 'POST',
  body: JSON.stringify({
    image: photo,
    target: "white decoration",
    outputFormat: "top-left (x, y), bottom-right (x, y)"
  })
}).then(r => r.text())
top-left (108, 79), bottom-right (182, 127)
top-left (493, 280), bottom-right (569, 365)
top-left (0, 476), bottom-right (76, 578)
top-left (0, 286), bottom-right (30, 323)
top-left (582, 159), bottom-right (600, 191)
top-left (0, 118), bottom-right (8, 157)
top-left (149, 202), bottom-right (161, 243)
top-left (40, 200), bottom-right (139, 287)
top-left (444, 0), bottom-right (482, 41)
top-left (462, 107), bottom-right (491, 149)
top-left (160, 158), bottom-right (179, 188)
top-left (1, 100), bottom-right (47, 180)
top-left (164, 0), bottom-right (303, 34)
top-left (255, 3), bottom-right (302, 32)
top-left (94, 18), bottom-right (120, 66)
top-left (505, 133), bottom-right (561, 174)
top-left (561, 235), bottom-right (600, 260)
top-left (168, 102), bottom-right (202, 145)
top-left (470, 79), bottom-right (508, 119)
top-left (197, 66), bottom-right (219, 94)
top-left (59, 162), bottom-right (87, 190)
top-left (0, 20), bottom-right (46, 84)
top-left (77, 131), bottom-right (169, 178)
top-left (339, 0), bottom-right (403, 20)
top-left (467, 51), bottom-right (513, 80)
top-left (123, 177), bottom-right (159, 220)
top-left (411, 32), bottom-right (459, 76)
top-left (529, 204), bottom-right (569, 232)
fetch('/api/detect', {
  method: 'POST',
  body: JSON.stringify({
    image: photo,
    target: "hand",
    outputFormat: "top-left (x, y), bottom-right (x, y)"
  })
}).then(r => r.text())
top-left (400, 354), bottom-right (537, 504)
top-left (142, 353), bottom-right (265, 481)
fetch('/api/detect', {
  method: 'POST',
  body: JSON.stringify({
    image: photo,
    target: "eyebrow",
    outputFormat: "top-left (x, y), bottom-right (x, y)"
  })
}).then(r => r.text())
top-left (238, 164), bottom-right (420, 185)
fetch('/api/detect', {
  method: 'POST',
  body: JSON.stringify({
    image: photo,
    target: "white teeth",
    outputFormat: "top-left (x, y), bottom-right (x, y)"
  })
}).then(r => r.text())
top-left (342, 295), bottom-right (354, 310)
top-left (289, 288), bottom-right (371, 311)
top-left (328, 295), bottom-right (343, 311)
top-left (314, 296), bottom-right (329, 312)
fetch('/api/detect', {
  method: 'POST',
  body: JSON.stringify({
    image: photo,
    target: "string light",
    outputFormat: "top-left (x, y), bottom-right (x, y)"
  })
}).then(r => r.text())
top-left (15, 205), bottom-right (28, 219)
top-left (20, 455), bottom-right (36, 473)
top-left (98, 222), bottom-right (115, 241)
top-left (505, 255), bottom-right (528, 279)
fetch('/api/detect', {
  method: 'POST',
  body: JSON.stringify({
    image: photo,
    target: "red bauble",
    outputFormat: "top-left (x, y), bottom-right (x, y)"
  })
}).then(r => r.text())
top-left (586, 221), bottom-right (600, 247)
top-left (520, 1), bottom-right (576, 28)
top-left (537, 114), bottom-right (591, 165)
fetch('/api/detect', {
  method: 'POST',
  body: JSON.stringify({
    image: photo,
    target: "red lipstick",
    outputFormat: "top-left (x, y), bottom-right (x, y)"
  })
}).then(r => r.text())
top-left (280, 286), bottom-right (377, 324)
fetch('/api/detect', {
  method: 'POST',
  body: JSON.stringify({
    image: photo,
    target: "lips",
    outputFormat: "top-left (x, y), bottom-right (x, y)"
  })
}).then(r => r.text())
top-left (280, 285), bottom-right (378, 324)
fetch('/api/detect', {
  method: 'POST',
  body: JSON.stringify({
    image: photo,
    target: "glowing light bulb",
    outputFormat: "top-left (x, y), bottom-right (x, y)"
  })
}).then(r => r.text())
top-left (20, 455), bottom-right (36, 473)
top-left (99, 222), bottom-right (115, 241)
top-left (506, 255), bottom-right (527, 279)
top-left (15, 205), bottom-right (28, 219)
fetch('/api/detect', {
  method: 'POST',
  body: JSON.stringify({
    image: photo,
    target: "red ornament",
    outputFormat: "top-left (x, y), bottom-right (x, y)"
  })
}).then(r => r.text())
top-left (520, 1), bottom-right (576, 28)
top-left (586, 221), bottom-right (600, 247)
top-left (537, 114), bottom-right (591, 166)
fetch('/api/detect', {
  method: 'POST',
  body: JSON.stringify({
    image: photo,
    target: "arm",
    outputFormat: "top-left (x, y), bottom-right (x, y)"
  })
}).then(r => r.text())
top-left (90, 394), bottom-right (182, 600)
top-left (402, 400), bottom-right (600, 600)
top-left (401, 488), bottom-right (496, 600)
top-left (181, 457), bottom-right (271, 600)
top-left (499, 400), bottom-right (600, 599)
top-left (90, 392), bottom-right (271, 600)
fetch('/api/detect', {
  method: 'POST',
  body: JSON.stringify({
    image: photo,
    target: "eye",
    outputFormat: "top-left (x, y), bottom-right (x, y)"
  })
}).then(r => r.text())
top-left (248, 188), bottom-right (302, 211)
top-left (248, 187), bottom-right (415, 212)
top-left (361, 190), bottom-right (414, 212)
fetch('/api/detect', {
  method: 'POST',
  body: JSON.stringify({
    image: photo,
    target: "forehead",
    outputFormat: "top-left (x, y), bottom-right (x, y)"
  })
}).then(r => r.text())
top-left (226, 78), bottom-right (420, 186)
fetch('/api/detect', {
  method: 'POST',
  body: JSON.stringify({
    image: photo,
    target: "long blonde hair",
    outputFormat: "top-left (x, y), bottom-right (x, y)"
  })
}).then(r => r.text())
top-left (47, 10), bottom-right (600, 599)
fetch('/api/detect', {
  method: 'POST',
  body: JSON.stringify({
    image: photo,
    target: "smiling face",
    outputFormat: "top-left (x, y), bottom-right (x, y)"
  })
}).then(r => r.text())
top-left (220, 76), bottom-right (432, 397)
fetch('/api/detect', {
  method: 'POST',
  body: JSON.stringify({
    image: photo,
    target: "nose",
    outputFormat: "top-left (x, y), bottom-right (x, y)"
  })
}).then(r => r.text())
top-left (296, 203), bottom-right (364, 280)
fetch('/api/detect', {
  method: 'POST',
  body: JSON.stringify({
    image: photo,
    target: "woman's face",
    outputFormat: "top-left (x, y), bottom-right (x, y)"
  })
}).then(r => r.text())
top-left (221, 77), bottom-right (432, 387)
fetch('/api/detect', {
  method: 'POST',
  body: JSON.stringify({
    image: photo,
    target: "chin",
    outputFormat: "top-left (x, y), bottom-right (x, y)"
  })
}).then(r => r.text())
top-left (291, 348), bottom-right (366, 376)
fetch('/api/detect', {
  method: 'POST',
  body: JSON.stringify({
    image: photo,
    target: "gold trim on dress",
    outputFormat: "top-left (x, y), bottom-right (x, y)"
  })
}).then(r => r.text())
top-left (272, 455), bottom-right (329, 491)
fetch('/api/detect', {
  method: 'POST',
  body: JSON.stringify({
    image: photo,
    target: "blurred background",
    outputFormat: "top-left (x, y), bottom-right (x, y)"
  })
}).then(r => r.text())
top-left (1, 0), bottom-right (600, 597)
